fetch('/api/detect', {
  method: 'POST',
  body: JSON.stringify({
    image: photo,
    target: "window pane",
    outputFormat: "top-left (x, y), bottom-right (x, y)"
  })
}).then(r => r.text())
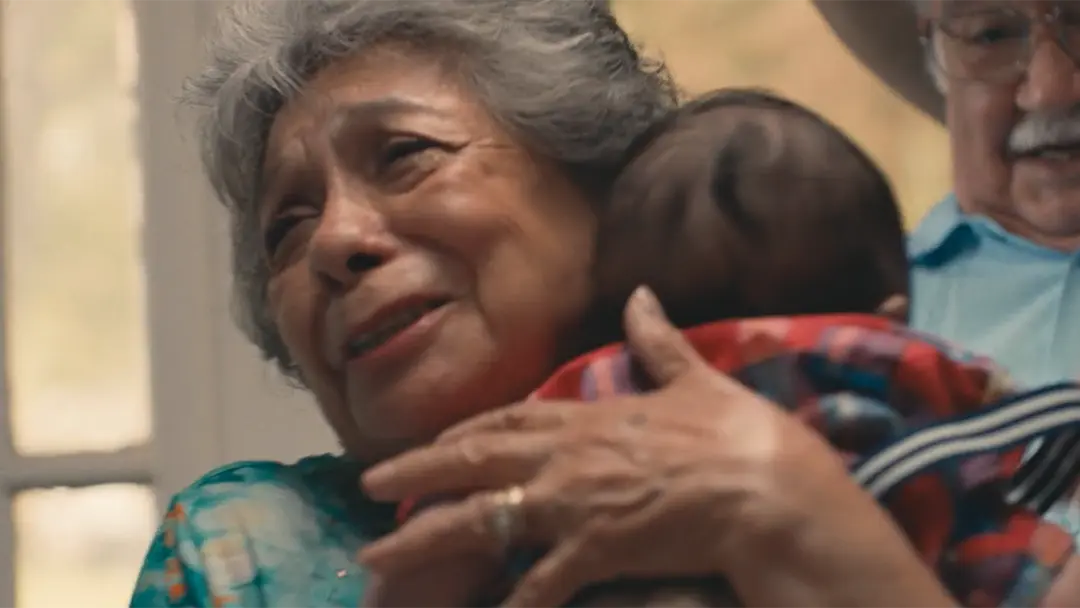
top-left (611, 0), bottom-right (950, 225)
top-left (14, 484), bottom-right (157, 608)
top-left (1, 0), bottom-right (149, 454)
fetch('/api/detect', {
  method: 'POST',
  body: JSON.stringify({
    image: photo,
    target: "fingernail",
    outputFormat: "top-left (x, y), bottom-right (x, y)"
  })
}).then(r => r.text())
top-left (630, 285), bottom-right (661, 316)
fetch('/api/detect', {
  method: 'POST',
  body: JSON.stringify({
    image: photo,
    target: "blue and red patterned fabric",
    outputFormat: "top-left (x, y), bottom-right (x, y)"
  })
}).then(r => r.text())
top-left (402, 313), bottom-right (1080, 607)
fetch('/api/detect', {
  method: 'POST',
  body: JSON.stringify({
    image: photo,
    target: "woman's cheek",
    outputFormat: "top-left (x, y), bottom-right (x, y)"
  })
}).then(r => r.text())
top-left (269, 270), bottom-right (371, 451)
top-left (269, 271), bottom-right (330, 388)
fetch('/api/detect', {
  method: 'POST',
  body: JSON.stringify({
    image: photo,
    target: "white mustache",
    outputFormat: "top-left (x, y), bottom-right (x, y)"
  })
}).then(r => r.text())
top-left (1008, 110), bottom-right (1080, 155)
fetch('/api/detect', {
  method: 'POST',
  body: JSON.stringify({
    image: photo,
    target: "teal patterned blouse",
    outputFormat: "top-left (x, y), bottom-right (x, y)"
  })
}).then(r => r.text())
top-left (129, 455), bottom-right (395, 607)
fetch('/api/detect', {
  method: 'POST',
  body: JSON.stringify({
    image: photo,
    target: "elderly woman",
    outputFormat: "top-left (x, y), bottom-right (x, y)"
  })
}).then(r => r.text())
top-left (129, 1), bottom-right (954, 607)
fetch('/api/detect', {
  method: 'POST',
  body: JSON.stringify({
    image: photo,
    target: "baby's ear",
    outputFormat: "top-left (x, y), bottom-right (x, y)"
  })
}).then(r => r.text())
top-left (875, 294), bottom-right (909, 323)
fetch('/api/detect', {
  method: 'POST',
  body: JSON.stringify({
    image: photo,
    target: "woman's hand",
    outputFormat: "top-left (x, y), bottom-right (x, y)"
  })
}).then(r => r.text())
top-left (359, 287), bottom-right (955, 607)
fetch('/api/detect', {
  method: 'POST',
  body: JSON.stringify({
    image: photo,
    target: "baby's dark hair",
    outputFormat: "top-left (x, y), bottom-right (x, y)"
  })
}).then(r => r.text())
top-left (579, 88), bottom-right (909, 349)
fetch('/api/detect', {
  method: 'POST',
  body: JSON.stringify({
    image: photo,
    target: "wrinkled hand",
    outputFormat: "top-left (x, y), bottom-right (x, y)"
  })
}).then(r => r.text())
top-left (358, 287), bottom-right (951, 607)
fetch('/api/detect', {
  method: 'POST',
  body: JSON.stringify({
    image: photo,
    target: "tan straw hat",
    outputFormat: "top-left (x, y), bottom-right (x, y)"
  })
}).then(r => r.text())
top-left (811, 0), bottom-right (945, 123)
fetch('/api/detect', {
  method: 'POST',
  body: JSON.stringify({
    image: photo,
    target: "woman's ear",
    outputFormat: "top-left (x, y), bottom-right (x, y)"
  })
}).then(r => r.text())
top-left (875, 294), bottom-right (909, 323)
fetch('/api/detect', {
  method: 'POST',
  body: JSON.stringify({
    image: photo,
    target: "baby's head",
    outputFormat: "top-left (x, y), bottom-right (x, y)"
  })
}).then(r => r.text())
top-left (579, 88), bottom-right (909, 348)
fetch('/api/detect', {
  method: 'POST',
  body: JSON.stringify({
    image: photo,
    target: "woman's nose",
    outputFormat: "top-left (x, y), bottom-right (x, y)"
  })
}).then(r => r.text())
top-left (307, 194), bottom-right (396, 293)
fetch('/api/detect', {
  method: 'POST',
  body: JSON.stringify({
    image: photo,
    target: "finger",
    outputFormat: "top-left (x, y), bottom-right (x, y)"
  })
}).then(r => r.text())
top-left (362, 432), bottom-right (553, 500)
top-left (622, 285), bottom-right (708, 385)
top-left (501, 537), bottom-right (604, 608)
top-left (624, 286), bottom-right (752, 399)
top-left (437, 401), bottom-right (587, 443)
top-left (358, 489), bottom-right (530, 571)
top-left (363, 558), bottom-right (500, 607)
top-left (359, 495), bottom-right (491, 571)
top-left (876, 294), bottom-right (909, 322)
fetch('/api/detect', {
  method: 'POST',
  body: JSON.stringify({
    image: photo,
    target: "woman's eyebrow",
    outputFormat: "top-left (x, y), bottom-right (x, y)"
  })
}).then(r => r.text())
top-left (258, 98), bottom-right (445, 204)
top-left (328, 97), bottom-right (450, 135)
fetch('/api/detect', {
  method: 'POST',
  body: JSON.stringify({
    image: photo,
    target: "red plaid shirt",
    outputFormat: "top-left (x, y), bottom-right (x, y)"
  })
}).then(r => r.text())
top-left (407, 314), bottom-right (1080, 607)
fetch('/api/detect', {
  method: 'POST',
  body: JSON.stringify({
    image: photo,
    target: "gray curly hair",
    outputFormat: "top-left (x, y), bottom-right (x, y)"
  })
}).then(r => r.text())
top-left (182, 0), bottom-right (678, 378)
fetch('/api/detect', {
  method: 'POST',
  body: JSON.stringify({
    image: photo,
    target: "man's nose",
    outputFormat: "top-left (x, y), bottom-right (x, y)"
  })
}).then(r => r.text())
top-left (1017, 34), bottom-right (1080, 112)
top-left (307, 189), bottom-right (397, 293)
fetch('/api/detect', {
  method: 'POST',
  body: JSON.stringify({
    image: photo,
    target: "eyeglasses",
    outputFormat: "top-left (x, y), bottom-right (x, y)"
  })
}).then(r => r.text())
top-left (924, 3), bottom-right (1080, 84)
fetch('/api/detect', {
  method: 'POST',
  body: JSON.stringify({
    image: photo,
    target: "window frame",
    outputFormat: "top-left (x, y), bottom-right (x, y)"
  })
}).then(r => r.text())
top-left (136, 0), bottom-right (228, 503)
top-left (0, 2), bottom-right (227, 605)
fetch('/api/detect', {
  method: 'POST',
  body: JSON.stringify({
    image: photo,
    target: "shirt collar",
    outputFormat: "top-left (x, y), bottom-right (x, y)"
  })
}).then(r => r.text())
top-left (907, 193), bottom-right (1071, 262)
top-left (907, 193), bottom-right (968, 262)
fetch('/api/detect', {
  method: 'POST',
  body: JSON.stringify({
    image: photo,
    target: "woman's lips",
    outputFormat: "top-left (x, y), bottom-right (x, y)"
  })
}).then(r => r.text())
top-left (342, 299), bottom-right (452, 371)
top-left (345, 299), bottom-right (447, 359)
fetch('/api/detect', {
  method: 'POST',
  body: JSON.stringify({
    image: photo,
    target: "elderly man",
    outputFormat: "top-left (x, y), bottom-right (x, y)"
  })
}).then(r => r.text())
top-left (813, 0), bottom-right (1080, 559)
top-left (815, 0), bottom-right (1080, 388)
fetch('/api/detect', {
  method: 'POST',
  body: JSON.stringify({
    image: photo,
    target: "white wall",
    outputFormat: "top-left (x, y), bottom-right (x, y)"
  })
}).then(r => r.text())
top-left (136, 0), bottom-right (337, 502)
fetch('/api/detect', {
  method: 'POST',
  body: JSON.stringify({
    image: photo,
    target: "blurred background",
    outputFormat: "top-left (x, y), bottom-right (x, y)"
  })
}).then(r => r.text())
top-left (0, 1), bottom-right (950, 606)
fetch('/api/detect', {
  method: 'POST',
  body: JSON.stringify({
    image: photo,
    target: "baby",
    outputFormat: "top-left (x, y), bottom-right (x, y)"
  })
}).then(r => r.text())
top-left (394, 89), bottom-right (1080, 608)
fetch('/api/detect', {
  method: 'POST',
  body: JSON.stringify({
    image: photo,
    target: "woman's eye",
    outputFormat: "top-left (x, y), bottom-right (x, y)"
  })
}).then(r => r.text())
top-left (264, 214), bottom-right (306, 255)
top-left (379, 137), bottom-right (441, 169)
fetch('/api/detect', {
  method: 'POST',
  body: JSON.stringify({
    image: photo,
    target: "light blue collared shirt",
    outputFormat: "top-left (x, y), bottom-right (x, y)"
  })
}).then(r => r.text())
top-left (909, 194), bottom-right (1080, 388)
